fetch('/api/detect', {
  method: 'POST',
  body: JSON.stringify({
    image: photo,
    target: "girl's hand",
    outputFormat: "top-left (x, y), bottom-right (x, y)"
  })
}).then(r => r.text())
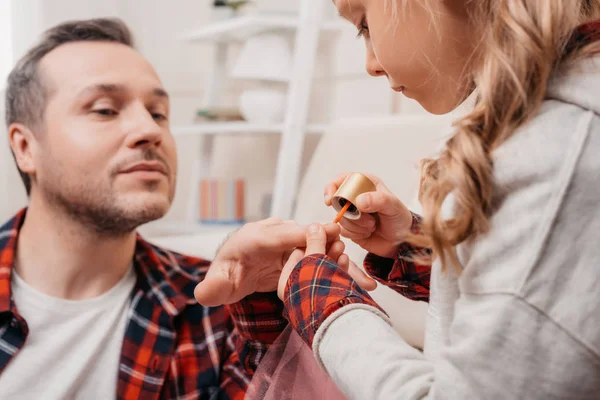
top-left (325, 173), bottom-right (413, 258)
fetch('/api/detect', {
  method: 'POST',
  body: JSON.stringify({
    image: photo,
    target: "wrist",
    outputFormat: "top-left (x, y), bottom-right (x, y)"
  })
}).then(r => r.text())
top-left (283, 254), bottom-right (387, 348)
top-left (399, 207), bottom-right (417, 235)
top-left (396, 211), bottom-right (422, 241)
top-left (378, 245), bottom-right (400, 259)
top-left (379, 212), bottom-right (421, 258)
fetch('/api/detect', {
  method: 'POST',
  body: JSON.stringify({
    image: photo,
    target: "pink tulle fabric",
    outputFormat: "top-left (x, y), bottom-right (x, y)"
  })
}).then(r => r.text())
top-left (245, 326), bottom-right (347, 400)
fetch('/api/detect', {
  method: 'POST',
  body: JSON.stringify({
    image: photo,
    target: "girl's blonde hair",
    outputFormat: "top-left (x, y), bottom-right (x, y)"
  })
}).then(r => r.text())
top-left (405, 0), bottom-right (600, 268)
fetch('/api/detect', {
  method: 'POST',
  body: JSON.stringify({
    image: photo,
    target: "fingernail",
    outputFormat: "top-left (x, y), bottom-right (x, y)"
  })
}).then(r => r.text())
top-left (308, 224), bottom-right (321, 234)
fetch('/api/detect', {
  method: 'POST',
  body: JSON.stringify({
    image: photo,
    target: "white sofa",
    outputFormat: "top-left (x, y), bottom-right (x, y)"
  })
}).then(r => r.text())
top-left (149, 114), bottom-right (454, 347)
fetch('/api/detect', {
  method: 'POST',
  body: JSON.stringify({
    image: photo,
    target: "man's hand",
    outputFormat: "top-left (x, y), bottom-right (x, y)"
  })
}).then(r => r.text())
top-left (194, 218), bottom-right (342, 307)
top-left (278, 224), bottom-right (377, 300)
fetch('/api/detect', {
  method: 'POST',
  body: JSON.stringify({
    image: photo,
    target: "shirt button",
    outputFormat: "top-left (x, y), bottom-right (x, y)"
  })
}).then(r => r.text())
top-left (10, 319), bottom-right (18, 328)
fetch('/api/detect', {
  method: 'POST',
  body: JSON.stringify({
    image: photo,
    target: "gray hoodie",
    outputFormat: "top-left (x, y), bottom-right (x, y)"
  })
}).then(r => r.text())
top-left (313, 57), bottom-right (600, 399)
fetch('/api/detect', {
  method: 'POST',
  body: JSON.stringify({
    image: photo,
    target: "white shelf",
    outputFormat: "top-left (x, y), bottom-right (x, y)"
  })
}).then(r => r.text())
top-left (172, 122), bottom-right (326, 137)
top-left (181, 15), bottom-right (345, 43)
top-left (178, 2), bottom-right (334, 221)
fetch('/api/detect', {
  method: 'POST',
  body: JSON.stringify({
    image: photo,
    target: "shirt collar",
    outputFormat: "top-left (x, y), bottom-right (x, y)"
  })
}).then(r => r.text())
top-left (0, 209), bottom-right (25, 315)
top-left (0, 208), bottom-right (204, 318)
top-left (133, 235), bottom-right (207, 317)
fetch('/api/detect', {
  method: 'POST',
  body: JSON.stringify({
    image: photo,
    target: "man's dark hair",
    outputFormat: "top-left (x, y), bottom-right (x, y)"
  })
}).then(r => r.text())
top-left (4, 18), bottom-right (135, 195)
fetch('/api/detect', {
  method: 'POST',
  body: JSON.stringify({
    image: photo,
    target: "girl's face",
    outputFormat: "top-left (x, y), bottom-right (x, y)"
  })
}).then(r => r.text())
top-left (334, 0), bottom-right (477, 114)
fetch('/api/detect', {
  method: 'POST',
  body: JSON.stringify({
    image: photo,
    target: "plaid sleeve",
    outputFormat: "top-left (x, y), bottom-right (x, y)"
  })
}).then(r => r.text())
top-left (282, 254), bottom-right (386, 349)
top-left (219, 321), bottom-right (266, 400)
top-left (364, 212), bottom-right (432, 302)
top-left (217, 293), bottom-right (286, 399)
top-left (226, 291), bottom-right (287, 344)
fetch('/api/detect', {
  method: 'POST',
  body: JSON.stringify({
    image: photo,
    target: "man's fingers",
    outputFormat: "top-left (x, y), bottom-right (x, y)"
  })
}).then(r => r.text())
top-left (347, 261), bottom-right (378, 291)
top-left (194, 275), bottom-right (237, 307)
top-left (258, 217), bottom-right (284, 226)
top-left (305, 224), bottom-right (327, 255)
top-left (262, 223), bottom-right (310, 250)
top-left (256, 222), bottom-right (339, 253)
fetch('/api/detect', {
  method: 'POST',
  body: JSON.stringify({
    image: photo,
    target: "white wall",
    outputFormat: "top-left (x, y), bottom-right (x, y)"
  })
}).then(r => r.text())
top-left (121, 0), bottom-right (408, 223)
top-left (1, 0), bottom-right (431, 224)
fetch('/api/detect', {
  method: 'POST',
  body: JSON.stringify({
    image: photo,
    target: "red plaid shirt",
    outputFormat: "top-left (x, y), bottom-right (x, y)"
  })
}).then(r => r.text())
top-left (566, 19), bottom-right (600, 53)
top-left (283, 213), bottom-right (431, 347)
top-left (364, 213), bottom-right (431, 302)
top-left (0, 209), bottom-right (287, 399)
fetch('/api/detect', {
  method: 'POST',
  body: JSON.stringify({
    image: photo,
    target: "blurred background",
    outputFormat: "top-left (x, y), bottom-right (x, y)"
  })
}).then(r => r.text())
top-left (1, 0), bottom-right (462, 335)
top-left (0, 0), bottom-right (435, 230)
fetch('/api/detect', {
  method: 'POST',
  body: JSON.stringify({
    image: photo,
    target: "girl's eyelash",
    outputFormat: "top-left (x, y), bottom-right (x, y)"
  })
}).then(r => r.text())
top-left (356, 19), bottom-right (369, 39)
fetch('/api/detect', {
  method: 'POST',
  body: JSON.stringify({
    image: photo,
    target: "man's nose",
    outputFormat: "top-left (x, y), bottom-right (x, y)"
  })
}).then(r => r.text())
top-left (124, 106), bottom-right (163, 149)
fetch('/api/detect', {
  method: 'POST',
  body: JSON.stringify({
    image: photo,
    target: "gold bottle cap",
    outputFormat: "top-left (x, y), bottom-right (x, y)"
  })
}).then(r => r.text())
top-left (332, 173), bottom-right (376, 220)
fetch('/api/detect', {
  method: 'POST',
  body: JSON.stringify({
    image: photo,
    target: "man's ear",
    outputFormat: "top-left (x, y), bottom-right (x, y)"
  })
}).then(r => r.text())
top-left (8, 123), bottom-right (38, 176)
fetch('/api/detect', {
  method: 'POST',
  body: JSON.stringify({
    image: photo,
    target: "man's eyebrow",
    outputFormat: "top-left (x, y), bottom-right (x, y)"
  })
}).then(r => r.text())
top-left (152, 88), bottom-right (169, 99)
top-left (75, 84), bottom-right (169, 100)
top-left (75, 83), bottom-right (125, 100)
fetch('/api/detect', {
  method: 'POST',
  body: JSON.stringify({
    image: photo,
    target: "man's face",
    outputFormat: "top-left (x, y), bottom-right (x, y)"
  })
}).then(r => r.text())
top-left (32, 41), bottom-right (177, 234)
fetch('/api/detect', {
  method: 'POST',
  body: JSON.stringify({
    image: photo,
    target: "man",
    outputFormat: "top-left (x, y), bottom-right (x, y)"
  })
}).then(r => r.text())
top-left (0, 18), bottom-right (350, 399)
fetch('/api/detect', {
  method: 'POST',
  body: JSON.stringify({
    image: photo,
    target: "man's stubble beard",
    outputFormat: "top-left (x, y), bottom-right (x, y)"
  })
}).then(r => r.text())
top-left (40, 174), bottom-right (172, 237)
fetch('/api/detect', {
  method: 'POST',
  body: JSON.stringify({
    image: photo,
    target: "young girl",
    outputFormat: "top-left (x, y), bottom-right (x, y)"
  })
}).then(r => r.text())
top-left (274, 0), bottom-right (600, 398)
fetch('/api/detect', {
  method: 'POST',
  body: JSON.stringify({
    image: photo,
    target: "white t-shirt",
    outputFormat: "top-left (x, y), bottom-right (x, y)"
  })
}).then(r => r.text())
top-left (0, 267), bottom-right (136, 399)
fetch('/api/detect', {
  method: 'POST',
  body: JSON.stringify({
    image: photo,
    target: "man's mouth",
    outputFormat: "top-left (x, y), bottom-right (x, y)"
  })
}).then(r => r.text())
top-left (119, 161), bottom-right (169, 179)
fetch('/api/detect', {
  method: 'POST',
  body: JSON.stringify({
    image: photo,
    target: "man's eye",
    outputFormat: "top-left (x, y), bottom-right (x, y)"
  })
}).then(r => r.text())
top-left (93, 109), bottom-right (118, 117)
top-left (152, 113), bottom-right (168, 121)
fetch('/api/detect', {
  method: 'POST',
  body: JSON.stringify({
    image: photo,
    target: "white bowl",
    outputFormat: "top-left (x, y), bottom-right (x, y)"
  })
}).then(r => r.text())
top-left (239, 89), bottom-right (287, 124)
